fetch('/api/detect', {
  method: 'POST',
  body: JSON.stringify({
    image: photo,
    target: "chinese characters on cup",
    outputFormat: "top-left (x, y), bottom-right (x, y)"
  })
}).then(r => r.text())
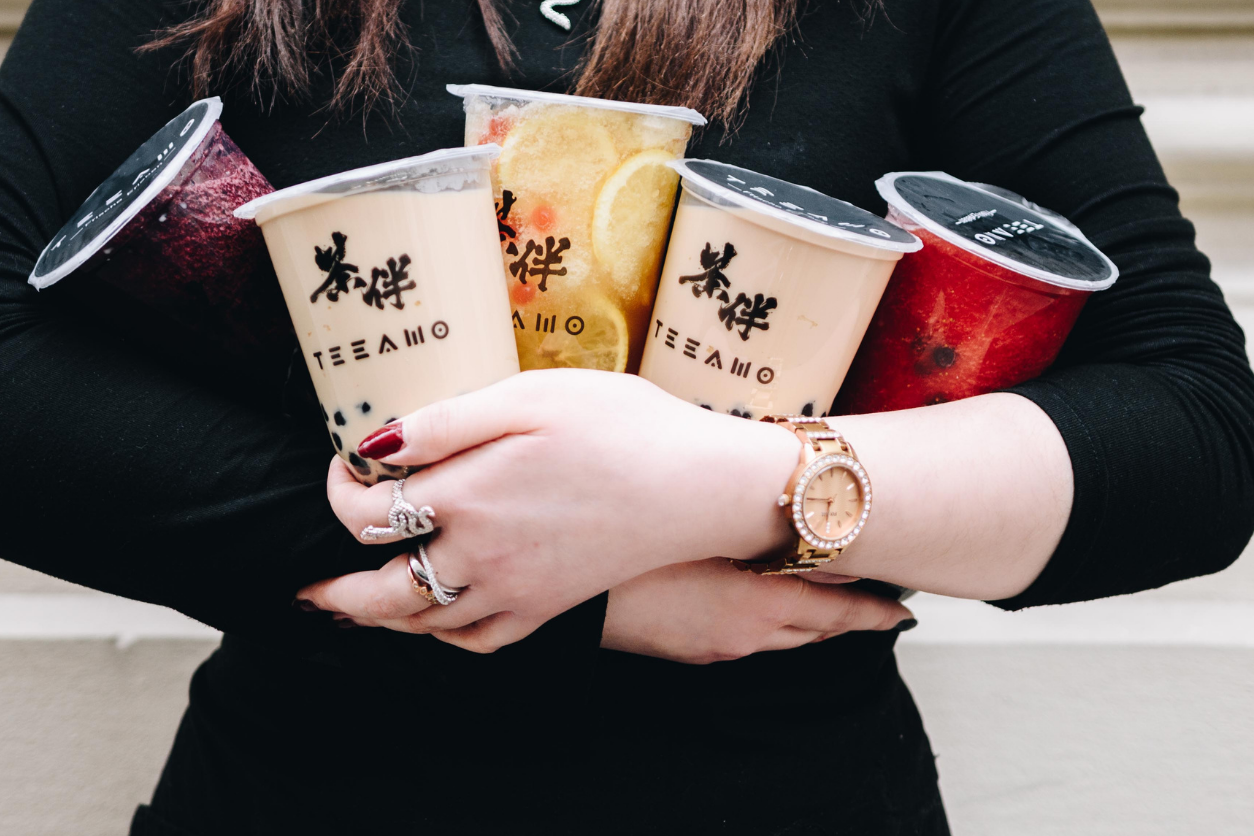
top-left (305, 231), bottom-right (450, 374)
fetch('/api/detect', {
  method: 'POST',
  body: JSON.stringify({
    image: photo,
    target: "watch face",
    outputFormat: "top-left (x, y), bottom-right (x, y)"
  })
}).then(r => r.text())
top-left (792, 455), bottom-right (871, 550)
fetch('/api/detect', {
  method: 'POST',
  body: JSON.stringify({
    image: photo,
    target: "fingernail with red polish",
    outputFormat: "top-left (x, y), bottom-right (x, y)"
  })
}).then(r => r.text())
top-left (357, 424), bottom-right (404, 460)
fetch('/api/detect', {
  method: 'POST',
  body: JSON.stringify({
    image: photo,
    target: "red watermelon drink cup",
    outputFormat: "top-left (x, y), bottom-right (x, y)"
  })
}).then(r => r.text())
top-left (833, 172), bottom-right (1118, 415)
top-left (28, 98), bottom-right (289, 376)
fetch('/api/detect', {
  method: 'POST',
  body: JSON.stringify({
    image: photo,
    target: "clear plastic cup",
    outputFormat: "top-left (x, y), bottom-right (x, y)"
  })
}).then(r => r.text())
top-left (447, 84), bottom-right (706, 374)
top-left (833, 171), bottom-right (1118, 415)
top-left (235, 147), bottom-right (521, 484)
top-left (28, 97), bottom-right (290, 378)
top-left (639, 160), bottom-right (921, 420)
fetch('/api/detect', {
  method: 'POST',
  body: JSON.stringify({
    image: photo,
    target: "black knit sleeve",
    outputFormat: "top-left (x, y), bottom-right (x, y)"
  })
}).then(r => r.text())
top-left (920, 0), bottom-right (1254, 608)
top-left (0, 0), bottom-right (611, 656)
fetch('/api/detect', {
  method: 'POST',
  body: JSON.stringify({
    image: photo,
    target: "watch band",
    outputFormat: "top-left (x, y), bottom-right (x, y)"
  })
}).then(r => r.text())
top-left (732, 416), bottom-right (861, 575)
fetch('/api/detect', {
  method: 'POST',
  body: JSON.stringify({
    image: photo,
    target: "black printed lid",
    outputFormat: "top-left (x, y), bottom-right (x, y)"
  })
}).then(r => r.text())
top-left (29, 98), bottom-right (225, 290)
top-left (671, 159), bottom-right (921, 253)
top-left (876, 171), bottom-right (1118, 290)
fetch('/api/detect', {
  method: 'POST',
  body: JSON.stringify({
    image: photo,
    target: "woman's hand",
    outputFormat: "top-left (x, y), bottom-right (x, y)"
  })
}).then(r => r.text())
top-left (602, 559), bottom-right (915, 664)
top-left (299, 370), bottom-right (801, 652)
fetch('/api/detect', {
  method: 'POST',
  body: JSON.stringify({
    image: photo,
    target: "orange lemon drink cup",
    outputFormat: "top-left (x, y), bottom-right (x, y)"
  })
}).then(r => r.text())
top-left (448, 84), bottom-right (706, 373)
top-left (235, 147), bottom-right (520, 485)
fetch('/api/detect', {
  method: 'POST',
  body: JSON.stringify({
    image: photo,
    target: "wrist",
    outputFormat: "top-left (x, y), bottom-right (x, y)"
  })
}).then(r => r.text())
top-left (698, 416), bottom-right (801, 562)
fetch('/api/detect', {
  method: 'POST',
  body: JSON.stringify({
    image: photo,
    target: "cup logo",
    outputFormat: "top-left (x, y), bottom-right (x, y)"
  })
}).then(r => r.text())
top-left (679, 242), bottom-right (736, 300)
top-left (678, 242), bottom-right (777, 341)
top-left (310, 231), bottom-right (415, 310)
top-left (650, 239), bottom-right (784, 418)
top-left (304, 231), bottom-right (448, 375)
top-left (497, 189), bottom-right (571, 295)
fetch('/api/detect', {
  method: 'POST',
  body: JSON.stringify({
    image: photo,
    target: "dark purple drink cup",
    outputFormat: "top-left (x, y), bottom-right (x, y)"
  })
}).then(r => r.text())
top-left (29, 98), bottom-right (291, 378)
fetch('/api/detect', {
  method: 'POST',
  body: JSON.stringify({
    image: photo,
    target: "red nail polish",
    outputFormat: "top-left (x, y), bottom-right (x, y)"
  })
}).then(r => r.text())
top-left (357, 425), bottom-right (403, 459)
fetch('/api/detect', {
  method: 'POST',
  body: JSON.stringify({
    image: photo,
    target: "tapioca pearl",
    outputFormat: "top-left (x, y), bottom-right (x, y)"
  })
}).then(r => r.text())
top-left (320, 403), bottom-right (329, 423)
top-left (801, 402), bottom-right (815, 417)
top-left (931, 346), bottom-right (957, 368)
top-left (331, 432), bottom-right (343, 451)
top-left (729, 408), bottom-right (753, 419)
top-left (385, 417), bottom-right (399, 425)
top-left (348, 452), bottom-right (373, 476)
top-left (359, 402), bottom-right (372, 415)
top-left (334, 410), bottom-right (347, 426)
top-left (699, 404), bottom-right (713, 411)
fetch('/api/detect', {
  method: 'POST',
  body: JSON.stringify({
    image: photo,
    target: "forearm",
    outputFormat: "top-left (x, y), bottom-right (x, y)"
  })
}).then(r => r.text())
top-left (736, 393), bottom-right (1072, 601)
top-left (828, 393), bottom-right (1070, 599)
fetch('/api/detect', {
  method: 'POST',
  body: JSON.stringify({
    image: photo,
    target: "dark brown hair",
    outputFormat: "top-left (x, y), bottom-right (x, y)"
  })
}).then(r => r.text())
top-left (146, 1), bottom-right (870, 126)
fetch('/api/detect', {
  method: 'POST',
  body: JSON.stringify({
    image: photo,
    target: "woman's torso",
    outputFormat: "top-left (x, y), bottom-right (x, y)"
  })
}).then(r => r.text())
top-left (34, 1), bottom-right (952, 832)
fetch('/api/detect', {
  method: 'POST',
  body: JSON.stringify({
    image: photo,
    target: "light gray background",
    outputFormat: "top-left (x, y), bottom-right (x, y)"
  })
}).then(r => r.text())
top-left (2, 1), bottom-right (1253, 833)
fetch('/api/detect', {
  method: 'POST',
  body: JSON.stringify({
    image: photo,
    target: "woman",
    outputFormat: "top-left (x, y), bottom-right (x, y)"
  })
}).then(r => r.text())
top-left (1, 0), bottom-right (1250, 833)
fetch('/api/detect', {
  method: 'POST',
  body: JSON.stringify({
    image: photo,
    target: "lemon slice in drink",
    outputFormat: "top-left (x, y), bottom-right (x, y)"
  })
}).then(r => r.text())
top-left (592, 149), bottom-right (681, 285)
top-left (514, 293), bottom-right (630, 373)
top-left (498, 108), bottom-right (618, 209)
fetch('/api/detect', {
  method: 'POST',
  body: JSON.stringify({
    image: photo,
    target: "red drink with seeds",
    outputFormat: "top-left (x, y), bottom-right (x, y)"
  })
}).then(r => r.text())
top-left (833, 172), bottom-right (1118, 415)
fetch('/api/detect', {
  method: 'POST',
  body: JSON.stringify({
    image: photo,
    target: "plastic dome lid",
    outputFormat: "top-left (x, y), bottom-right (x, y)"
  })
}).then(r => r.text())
top-left (876, 171), bottom-right (1118, 291)
top-left (29, 97), bottom-right (225, 290)
top-left (234, 145), bottom-right (501, 222)
top-left (672, 159), bottom-right (922, 254)
top-left (447, 83), bottom-right (707, 126)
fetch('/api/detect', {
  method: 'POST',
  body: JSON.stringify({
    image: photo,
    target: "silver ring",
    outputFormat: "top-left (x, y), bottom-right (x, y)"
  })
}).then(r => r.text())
top-left (407, 544), bottom-right (460, 606)
top-left (361, 478), bottom-right (436, 541)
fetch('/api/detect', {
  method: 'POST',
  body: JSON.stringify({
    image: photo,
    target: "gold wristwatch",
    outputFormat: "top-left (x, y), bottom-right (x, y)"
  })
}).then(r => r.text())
top-left (734, 415), bottom-right (872, 575)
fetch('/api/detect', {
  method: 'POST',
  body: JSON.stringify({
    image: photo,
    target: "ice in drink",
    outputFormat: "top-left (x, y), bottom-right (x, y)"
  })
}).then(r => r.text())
top-left (235, 147), bottom-right (521, 483)
top-left (28, 97), bottom-right (290, 380)
top-left (448, 84), bottom-right (706, 373)
top-left (639, 160), bottom-right (921, 419)
top-left (833, 172), bottom-right (1118, 415)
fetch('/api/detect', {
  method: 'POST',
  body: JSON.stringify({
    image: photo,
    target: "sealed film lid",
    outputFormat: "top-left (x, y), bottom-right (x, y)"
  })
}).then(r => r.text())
top-left (447, 83), bottom-right (708, 126)
top-left (876, 171), bottom-right (1118, 290)
top-left (672, 159), bottom-right (922, 254)
top-left (234, 145), bottom-right (502, 224)
top-left (29, 97), bottom-right (225, 290)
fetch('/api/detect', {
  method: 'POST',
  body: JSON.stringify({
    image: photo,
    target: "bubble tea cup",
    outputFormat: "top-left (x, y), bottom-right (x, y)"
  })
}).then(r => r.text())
top-left (448, 84), bottom-right (706, 374)
top-left (833, 171), bottom-right (1118, 415)
top-left (235, 147), bottom-right (520, 483)
top-left (639, 160), bottom-right (921, 420)
top-left (28, 97), bottom-right (290, 380)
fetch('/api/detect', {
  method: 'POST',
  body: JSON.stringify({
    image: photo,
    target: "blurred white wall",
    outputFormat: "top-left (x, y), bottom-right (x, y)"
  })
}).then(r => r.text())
top-left (2, 1), bottom-right (1253, 834)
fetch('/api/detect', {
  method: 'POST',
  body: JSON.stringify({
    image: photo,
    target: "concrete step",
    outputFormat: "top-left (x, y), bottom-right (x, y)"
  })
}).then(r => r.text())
top-left (0, 634), bottom-right (1251, 835)
top-left (899, 644), bottom-right (1254, 836)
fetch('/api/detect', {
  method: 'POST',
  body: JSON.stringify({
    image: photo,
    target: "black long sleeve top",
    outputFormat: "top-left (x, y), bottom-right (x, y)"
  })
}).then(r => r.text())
top-left (2, 0), bottom-right (1251, 834)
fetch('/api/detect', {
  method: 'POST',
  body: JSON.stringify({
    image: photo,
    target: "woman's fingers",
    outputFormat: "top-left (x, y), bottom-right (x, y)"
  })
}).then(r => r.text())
top-left (429, 612), bottom-right (534, 654)
top-left (326, 456), bottom-right (377, 536)
top-left (297, 554), bottom-right (430, 622)
top-left (365, 588), bottom-right (501, 635)
top-left (757, 625), bottom-right (826, 652)
top-left (327, 459), bottom-right (448, 550)
top-left (788, 580), bottom-right (914, 635)
top-left (357, 374), bottom-right (541, 467)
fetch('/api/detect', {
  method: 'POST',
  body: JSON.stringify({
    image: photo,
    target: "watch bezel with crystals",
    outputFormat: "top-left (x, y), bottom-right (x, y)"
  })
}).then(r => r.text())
top-left (785, 453), bottom-right (872, 550)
